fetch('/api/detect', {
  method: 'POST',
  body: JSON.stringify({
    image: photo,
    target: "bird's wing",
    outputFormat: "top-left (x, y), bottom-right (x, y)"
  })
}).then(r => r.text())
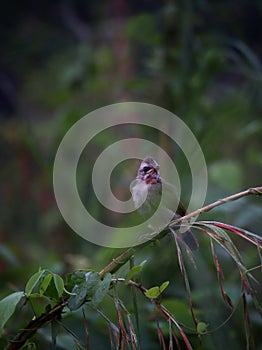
top-left (161, 179), bottom-right (186, 217)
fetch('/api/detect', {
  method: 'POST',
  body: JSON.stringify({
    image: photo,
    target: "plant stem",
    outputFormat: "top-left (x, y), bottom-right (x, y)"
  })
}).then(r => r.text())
top-left (169, 187), bottom-right (262, 226)
top-left (4, 186), bottom-right (262, 350)
top-left (4, 301), bottom-right (68, 350)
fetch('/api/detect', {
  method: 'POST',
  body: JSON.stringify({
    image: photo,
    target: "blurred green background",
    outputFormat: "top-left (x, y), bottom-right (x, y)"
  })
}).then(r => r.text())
top-left (0, 0), bottom-right (262, 349)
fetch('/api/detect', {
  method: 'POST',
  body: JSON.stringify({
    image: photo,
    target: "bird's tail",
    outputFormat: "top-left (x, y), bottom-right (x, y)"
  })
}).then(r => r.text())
top-left (181, 229), bottom-right (199, 250)
top-left (171, 214), bottom-right (199, 250)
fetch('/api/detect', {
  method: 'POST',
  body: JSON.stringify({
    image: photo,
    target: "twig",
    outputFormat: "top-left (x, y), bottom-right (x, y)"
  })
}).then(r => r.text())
top-left (4, 301), bottom-right (68, 350)
top-left (169, 186), bottom-right (262, 226)
top-left (99, 229), bottom-right (168, 278)
top-left (4, 186), bottom-right (262, 350)
top-left (100, 186), bottom-right (262, 277)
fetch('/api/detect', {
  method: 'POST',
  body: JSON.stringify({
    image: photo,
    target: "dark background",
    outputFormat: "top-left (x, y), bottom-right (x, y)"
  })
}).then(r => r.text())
top-left (0, 1), bottom-right (262, 349)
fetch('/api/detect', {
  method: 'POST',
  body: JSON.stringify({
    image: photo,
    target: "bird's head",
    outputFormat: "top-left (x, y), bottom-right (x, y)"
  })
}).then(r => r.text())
top-left (137, 157), bottom-right (161, 184)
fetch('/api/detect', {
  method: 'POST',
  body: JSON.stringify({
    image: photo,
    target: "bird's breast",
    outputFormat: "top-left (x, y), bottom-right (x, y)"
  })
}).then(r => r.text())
top-left (131, 180), bottom-right (161, 216)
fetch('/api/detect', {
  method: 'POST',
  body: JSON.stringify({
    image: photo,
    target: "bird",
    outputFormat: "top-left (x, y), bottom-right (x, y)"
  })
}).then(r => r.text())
top-left (131, 157), bottom-right (198, 250)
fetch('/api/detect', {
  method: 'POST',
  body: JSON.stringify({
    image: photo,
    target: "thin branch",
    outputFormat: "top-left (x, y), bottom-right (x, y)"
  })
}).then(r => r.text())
top-left (4, 186), bottom-right (262, 350)
top-left (4, 301), bottom-right (68, 350)
top-left (99, 229), bottom-right (169, 278)
top-left (169, 186), bottom-right (262, 227)
top-left (100, 186), bottom-right (262, 277)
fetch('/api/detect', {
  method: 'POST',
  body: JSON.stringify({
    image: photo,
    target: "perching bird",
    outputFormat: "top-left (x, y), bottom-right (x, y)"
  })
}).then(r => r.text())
top-left (131, 157), bottom-right (198, 250)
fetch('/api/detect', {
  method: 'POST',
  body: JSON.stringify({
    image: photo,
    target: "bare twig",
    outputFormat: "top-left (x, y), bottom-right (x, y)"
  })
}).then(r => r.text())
top-left (169, 186), bottom-right (262, 227)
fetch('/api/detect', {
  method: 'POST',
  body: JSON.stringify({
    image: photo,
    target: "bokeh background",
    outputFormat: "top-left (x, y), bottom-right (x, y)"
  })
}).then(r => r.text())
top-left (1, 0), bottom-right (262, 349)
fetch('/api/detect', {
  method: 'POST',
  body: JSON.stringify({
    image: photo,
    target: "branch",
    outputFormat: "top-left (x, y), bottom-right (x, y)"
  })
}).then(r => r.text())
top-left (4, 186), bottom-right (262, 350)
top-left (99, 228), bottom-right (169, 278)
top-left (169, 186), bottom-right (262, 226)
top-left (4, 301), bottom-right (68, 350)
top-left (100, 186), bottom-right (262, 277)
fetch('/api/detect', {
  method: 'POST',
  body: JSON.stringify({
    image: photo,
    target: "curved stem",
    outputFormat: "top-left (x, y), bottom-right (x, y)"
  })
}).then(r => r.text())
top-left (169, 186), bottom-right (262, 226)
top-left (4, 186), bottom-right (262, 350)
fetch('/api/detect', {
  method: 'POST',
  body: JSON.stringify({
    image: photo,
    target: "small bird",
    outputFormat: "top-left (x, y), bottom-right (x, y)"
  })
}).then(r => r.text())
top-left (131, 157), bottom-right (198, 250)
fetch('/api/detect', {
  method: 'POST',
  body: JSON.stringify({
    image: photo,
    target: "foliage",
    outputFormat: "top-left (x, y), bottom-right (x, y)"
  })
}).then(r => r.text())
top-left (0, 189), bottom-right (262, 349)
top-left (0, 0), bottom-right (262, 349)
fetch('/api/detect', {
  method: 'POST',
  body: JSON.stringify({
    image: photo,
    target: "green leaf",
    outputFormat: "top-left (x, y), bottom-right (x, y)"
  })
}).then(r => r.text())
top-left (70, 271), bottom-right (87, 284)
top-left (145, 281), bottom-right (170, 299)
top-left (145, 287), bottom-right (160, 299)
top-left (26, 293), bottom-right (41, 298)
top-left (39, 274), bottom-right (53, 296)
top-left (25, 270), bottom-right (46, 296)
top-left (0, 291), bottom-right (24, 330)
top-left (44, 279), bottom-right (61, 302)
top-left (68, 284), bottom-right (88, 311)
top-left (68, 272), bottom-right (102, 311)
top-left (65, 271), bottom-right (87, 292)
top-left (53, 274), bottom-right (64, 297)
top-left (85, 272), bottom-right (100, 296)
top-left (159, 281), bottom-right (169, 293)
top-left (67, 273), bottom-right (97, 311)
top-left (92, 273), bottom-right (111, 306)
top-left (126, 265), bottom-right (142, 283)
top-left (197, 322), bottom-right (208, 334)
top-left (27, 295), bottom-right (50, 315)
top-left (125, 266), bottom-right (143, 284)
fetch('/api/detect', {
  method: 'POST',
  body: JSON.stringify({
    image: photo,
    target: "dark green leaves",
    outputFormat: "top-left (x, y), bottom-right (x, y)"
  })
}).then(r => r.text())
top-left (21, 269), bottom-right (112, 314)
top-left (68, 272), bottom-right (111, 311)
top-left (92, 272), bottom-right (112, 306)
top-left (25, 269), bottom-right (46, 296)
top-left (25, 269), bottom-right (64, 302)
top-left (53, 274), bottom-right (64, 298)
top-left (0, 291), bottom-right (24, 331)
top-left (0, 269), bottom-right (66, 329)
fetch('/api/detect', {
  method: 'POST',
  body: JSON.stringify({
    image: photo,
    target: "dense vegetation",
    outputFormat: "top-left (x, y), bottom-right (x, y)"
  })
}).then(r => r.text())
top-left (0, 1), bottom-right (261, 349)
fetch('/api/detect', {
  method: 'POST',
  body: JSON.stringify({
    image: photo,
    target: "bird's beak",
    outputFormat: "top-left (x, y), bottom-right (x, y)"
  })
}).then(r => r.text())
top-left (146, 168), bottom-right (155, 175)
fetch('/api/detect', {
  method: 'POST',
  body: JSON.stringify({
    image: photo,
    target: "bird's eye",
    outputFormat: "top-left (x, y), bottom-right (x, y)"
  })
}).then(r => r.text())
top-left (142, 166), bottom-right (151, 173)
